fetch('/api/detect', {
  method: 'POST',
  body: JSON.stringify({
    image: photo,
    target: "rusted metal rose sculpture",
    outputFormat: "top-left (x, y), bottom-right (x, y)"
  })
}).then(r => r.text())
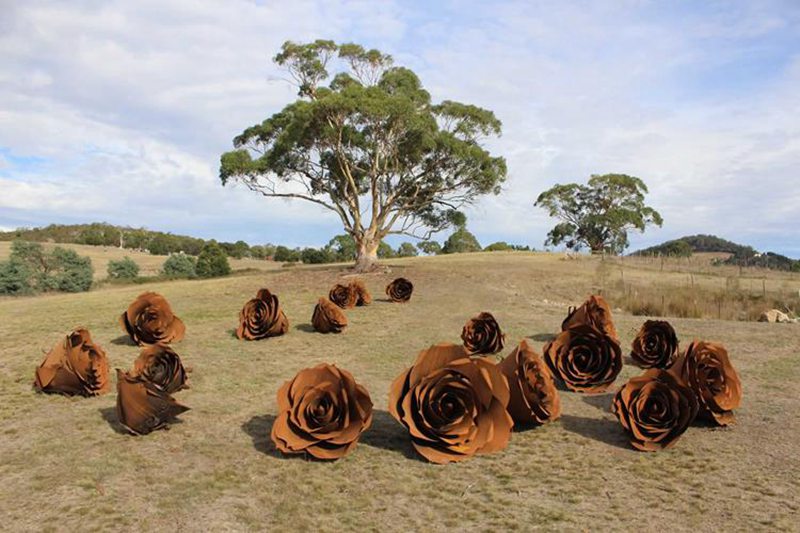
top-left (388, 343), bottom-right (513, 464)
top-left (497, 340), bottom-right (561, 426)
top-left (562, 295), bottom-right (618, 340)
top-left (116, 369), bottom-right (190, 435)
top-left (329, 283), bottom-right (357, 309)
top-left (631, 320), bottom-right (679, 368)
top-left (236, 288), bottom-right (289, 340)
top-left (669, 341), bottom-right (742, 426)
top-left (386, 277), bottom-right (413, 303)
top-left (349, 279), bottom-right (372, 306)
top-left (271, 363), bottom-right (373, 460)
top-left (120, 291), bottom-right (186, 345)
top-left (311, 297), bottom-right (348, 333)
top-left (33, 329), bottom-right (111, 396)
top-left (612, 369), bottom-right (698, 451)
top-left (543, 324), bottom-right (622, 393)
top-left (461, 311), bottom-right (505, 355)
top-left (131, 344), bottom-right (188, 394)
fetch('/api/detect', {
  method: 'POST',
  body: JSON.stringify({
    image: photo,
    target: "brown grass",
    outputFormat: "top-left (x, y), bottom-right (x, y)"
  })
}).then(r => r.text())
top-left (0, 251), bottom-right (798, 530)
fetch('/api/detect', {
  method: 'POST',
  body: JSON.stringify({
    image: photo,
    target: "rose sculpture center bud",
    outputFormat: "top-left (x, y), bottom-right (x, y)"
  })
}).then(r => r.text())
top-left (131, 345), bottom-right (188, 394)
top-left (120, 291), bottom-right (186, 345)
top-left (34, 329), bottom-right (111, 397)
top-left (386, 278), bottom-right (413, 303)
top-left (388, 343), bottom-right (513, 464)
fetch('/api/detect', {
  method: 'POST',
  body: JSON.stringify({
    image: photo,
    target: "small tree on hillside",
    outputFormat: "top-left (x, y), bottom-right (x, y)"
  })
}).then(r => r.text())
top-left (442, 222), bottom-right (481, 254)
top-left (397, 242), bottom-right (418, 257)
top-left (220, 40), bottom-right (506, 271)
top-left (107, 257), bottom-right (140, 279)
top-left (535, 173), bottom-right (663, 254)
top-left (417, 241), bottom-right (442, 255)
top-left (196, 242), bottom-right (231, 278)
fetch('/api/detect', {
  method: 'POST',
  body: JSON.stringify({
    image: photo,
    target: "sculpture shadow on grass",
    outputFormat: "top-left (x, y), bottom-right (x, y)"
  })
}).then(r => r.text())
top-left (99, 407), bottom-right (128, 434)
top-left (241, 414), bottom-right (282, 458)
top-left (559, 414), bottom-right (630, 450)
top-left (529, 333), bottom-right (556, 343)
top-left (294, 323), bottom-right (316, 333)
top-left (359, 409), bottom-right (418, 460)
top-left (582, 393), bottom-right (613, 412)
top-left (110, 335), bottom-right (136, 346)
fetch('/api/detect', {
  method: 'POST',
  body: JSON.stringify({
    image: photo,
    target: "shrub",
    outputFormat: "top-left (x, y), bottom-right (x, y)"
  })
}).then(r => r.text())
top-left (107, 257), bottom-right (140, 279)
top-left (377, 241), bottom-right (395, 258)
top-left (0, 259), bottom-right (33, 295)
top-left (46, 247), bottom-right (93, 292)
top-left (417, 241), bottom-right (442, 255)
top-left (196, 242), bottom-right (231, 278)
top-left (301, 247), bottom-right (333, 264)
top-left (274, 245), bottom-right (301, 263)
top-left (162, 253), bottom-right (197, 278)
top-left (397, 242), bottom-right (418, 257)
top-left (484, 241), bottom-right (512, 252)
top-left (442, 228), bottom-right (481, 254)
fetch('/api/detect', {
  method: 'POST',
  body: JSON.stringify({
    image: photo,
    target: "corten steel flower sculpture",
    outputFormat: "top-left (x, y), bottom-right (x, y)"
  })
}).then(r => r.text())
top-left (669, 341), bottom-right (742, 426)
top-left (120, 292), bottom-right (186, 345)
top-left (543, 324), bottom-right (622, 393)
top-left (131, 344), bottom-right (188, 394)
top-left (389, 343), bottom-right (513, 464)
top-left (271, 363), bottom-right (373, 460)
top-left (497, 340), bottom-right (561, 427)
top-left (612, 368), bottom-right (698, 451)
top-left (311, 297), bottom-right (348, 333)
top-left (34, 329), bottom-right (111, 397)
top-left (236, 288), bottom-right (289, 340)
top-left (116, 369), bottom-right (190, 435)
top-left (329, 283), bottom-right (357, 309)
top-left (349, 279), bottom-right (372, 306)
top-left (461, 312), bottom-right (505, 355)
top-left (562, 295), bottom-right (618, 340)
top-left (386, 277), bottom-right (413, 303)
top-left (631, 320), bottom-right (679, 368)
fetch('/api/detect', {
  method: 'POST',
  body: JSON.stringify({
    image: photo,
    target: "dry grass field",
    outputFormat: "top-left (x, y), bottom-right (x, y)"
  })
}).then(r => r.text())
top-left (1, 251), bottom-right (798, 531)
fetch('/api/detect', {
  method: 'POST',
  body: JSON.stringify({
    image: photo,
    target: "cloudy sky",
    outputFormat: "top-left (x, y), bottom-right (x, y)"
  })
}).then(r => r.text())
top-left (1, 0), bottom-right (799, 255)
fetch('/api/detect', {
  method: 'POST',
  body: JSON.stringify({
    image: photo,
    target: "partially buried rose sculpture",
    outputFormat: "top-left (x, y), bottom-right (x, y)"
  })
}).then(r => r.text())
top-left (562, 295), bottom-right (618, 340)
top-left (116, 369), bottom-right (190, 435)
top-left (613, 369), bottom-right (698, 451)
top-left (497, 340), bottom-right (560, 426)
top-left (34, 329), bottom-right (111, 397)
top-left (543, 324), bottom-right (622, 393)
top-left (311, 297), bottom-right (348, 333)
top-left (271, 364), bottom-right (373, 460)
top-left (461, 312), bottom-right (505, 355)
top-left (631, 320), bottom-right (678, 368)
top-left (131, 344), bottom-right (188, 394)
top-left (669, 340), bottom-right (742, 426)
top-left (120, 292), bottom-right (185, 345)
top-left (386, 278), bottom-right (413, 303)
top-left (328, 283), bottom-right (357, 309)
top-left (236, 288), bottom-right (289, 340)
top-left (388, 343), bottom-right (513, 464)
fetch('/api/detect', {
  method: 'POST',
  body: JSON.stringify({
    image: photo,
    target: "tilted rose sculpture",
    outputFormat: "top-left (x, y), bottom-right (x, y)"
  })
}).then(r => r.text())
top-left (120, 292), bottom-right (186, 345)
top-left (612, 369), bottom-right (699, 451)
top-left (116, 369), bottom-right (190, 435)
top-left (271, 363), bottom-right (373, 460)
top-left (388, 343), bottom-right (513, 464)
top-left (349, 279), bottom-right (372, 306)
top-left (311, 297), bottom-right (348, 333)
top-left (236, 288), bottom-right (289, 340)
top-left (562, 295), bottom-right (618, 340)
top-left (131, 344), bottom-right (188, 394)
top-left (668, 341), bottom-right (742, 426)
top-left (543, 324), bottom-right (622, 393)
top-left (386, 277), bottom-right (413, 303)
top-left (497, 340), bottom-right (561, 426)
top-left (631, 320), bottom-right (679, 368)
top-left (328, 283), bottom-right (357, 309)
top-left (461, 312), bottom-right (505, 355)
top-left (34, 329), bottom-right (111, 397)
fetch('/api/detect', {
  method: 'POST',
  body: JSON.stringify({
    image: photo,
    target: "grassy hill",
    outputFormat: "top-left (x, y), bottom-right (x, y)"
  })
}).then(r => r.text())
top-left (0, 252), bottom-right (798, 530)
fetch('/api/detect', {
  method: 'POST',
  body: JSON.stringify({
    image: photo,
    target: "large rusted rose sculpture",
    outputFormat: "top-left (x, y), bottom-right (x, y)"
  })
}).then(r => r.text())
top-left (120, 292), bottom-right (186, 345)
top-left (631, 320), bottom-right (679, 368)
top-left (271, 363), bottom-right (373, 460)
top-left (34, 329), bottom-right (111, 397)
top-left (328, 283), bottom-right (357, 309)
top-left (389, 343), bottom-right (513, 464)
top-left (543, 324), bottom-right (622, 393)
top-left (131, 344), bottom-right (188, 394)
top-left (612, 369), bottom-right (698, 451)
top-left (116, 369), bottom-right (190, 435)
top-left (236, 288), bottom-right (289, 340)
top-left (349, 279), bottom-right (372, 306)
top-left (669, 341), bottom-right (742, 426)
top-left (386, 277), bottom-right (413, 303)
top-left (562, 295), bottom-right (618, 339)
top-left (311, 297), bottom-right (348, 333)
top-left (497, 340), bottom-right (561, 426)
top-left (461, 312), bottom-right (505, 355)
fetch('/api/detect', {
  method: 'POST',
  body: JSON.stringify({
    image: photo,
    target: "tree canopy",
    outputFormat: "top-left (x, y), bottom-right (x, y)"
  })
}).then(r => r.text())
top-left (220, 40), bottom-right (506, 270)
top-left (535, 174), bottom-right (663, 254)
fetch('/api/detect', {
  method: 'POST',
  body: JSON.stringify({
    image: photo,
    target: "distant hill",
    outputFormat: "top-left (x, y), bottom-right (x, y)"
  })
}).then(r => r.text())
top-left (632, 234), bottom-right (799, 272)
